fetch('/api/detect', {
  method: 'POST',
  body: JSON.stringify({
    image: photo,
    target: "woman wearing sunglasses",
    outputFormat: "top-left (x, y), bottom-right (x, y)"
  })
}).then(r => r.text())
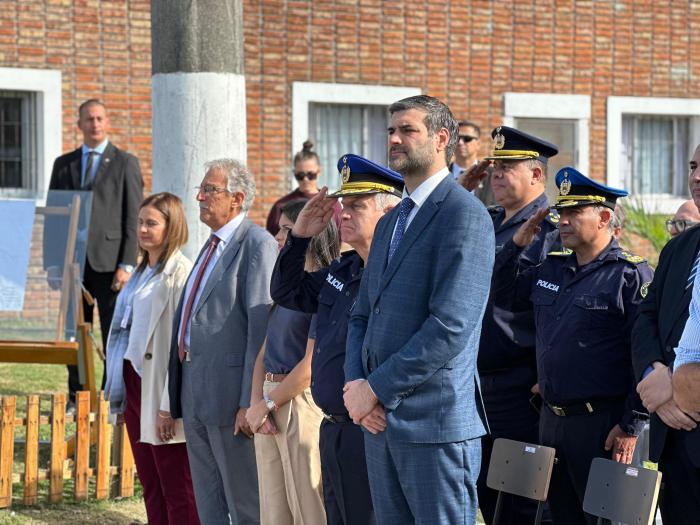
top-left (266, 140), bottom-right (341, 236)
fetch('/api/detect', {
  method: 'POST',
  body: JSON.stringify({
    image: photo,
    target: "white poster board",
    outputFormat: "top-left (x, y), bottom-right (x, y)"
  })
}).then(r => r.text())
top-left (0, 199), bottom-right (36, 311)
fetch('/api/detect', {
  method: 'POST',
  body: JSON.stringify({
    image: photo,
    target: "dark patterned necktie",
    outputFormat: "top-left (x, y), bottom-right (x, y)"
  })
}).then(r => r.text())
top-left (388, 197), bottom-right (415, 261)
top-left (82, 151), bottom-right (96, 188)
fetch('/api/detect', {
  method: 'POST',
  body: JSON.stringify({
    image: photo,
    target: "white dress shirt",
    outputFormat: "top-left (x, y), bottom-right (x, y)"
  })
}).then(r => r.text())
top-left (391, 167), bottom-right (450, 241)
top-left (80, 138), bottom-right (109, 185)
top-left (179, 213), bottom-right (246, 348)
top-left (674, 268), bottom-right (700, 370)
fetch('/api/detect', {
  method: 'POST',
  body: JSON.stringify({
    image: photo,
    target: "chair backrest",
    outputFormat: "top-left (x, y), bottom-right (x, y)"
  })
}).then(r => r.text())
top-left (583, 457), bottom-right (662, 525)
top-left (486, 438), bottom-right (556, 502)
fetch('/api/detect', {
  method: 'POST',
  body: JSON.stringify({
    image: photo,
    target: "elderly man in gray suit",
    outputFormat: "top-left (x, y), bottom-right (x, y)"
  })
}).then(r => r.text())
top-left (168, 158), bottom-right (277, 524)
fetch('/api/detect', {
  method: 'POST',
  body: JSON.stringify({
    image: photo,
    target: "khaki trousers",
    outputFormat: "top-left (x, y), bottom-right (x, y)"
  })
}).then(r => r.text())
top-left (254, 382), bottom-right (326, 525)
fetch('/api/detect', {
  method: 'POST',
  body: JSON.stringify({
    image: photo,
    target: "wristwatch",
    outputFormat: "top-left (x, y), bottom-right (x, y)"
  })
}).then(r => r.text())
top-left (118, 263), bottom-right (135, 273)
top-left (264, 393), bottom-right (277, 412)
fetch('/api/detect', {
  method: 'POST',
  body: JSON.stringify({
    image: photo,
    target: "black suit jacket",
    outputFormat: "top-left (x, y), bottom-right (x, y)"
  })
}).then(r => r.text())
top-left (632, 225), bottom-right (700, 464)
top-left (46, 142), bottom-right (143, 273)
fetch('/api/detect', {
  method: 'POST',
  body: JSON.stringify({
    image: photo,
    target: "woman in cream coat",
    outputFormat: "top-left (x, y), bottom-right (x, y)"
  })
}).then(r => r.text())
top-left (105, 192), bottom-right (199, 525)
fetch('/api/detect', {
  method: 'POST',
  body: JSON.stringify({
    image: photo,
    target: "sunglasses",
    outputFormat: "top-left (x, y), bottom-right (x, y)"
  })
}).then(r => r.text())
top-left (294, 171), bottom-right (318, 181)
top-left (666, 219), bottom-right (699, 234)
top-left (458, 135), bottom-right (478, 144)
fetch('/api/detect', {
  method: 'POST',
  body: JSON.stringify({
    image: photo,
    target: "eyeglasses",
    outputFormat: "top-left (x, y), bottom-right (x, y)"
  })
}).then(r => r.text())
top-left (294, 171), bottom-right (318, 181)
top-left (194, 184), bottom-right (228, 195)
top-left (666, 219), bottom-right (699, 234)
top-left (458, 135), bottom-right (478, 144)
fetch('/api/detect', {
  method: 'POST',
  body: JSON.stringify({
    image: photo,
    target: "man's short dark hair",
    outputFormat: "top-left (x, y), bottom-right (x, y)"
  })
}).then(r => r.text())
top-left (458, 120), bottom-right (481, 136)
top-left (78, 98), bottom-right (105, 118)
top-left (388, 95), bottom-right (459, 165)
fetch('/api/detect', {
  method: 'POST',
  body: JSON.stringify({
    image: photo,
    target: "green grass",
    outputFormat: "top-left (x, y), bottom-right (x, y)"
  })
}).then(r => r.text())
top-left (0, 362), bottom-right (146, 524)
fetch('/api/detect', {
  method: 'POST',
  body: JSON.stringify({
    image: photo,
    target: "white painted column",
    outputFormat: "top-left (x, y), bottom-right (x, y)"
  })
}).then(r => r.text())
top-left (150, 0), bottom-right (246, 259)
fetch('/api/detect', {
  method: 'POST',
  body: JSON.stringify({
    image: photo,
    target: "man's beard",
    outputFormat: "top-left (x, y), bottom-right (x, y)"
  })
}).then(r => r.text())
top-left (389, 140), bottom-right (435, 177)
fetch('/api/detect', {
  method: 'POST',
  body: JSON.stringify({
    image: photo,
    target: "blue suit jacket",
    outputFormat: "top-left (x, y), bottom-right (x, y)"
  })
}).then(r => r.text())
top-left (345, 175), bottom-right (494, 443)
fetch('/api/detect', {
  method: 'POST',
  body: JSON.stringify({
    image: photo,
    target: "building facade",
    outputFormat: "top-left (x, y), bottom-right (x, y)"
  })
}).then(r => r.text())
top-left (1, 0), bottom-right (699, 223)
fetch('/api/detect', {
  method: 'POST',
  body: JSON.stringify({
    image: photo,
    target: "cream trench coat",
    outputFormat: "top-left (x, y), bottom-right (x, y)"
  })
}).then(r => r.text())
top-left (138, 250), bottom-right (192, 445)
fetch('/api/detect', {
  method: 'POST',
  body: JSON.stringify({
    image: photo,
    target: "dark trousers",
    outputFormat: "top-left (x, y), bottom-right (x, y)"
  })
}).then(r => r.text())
top-left (478, 366), bottom-right (552, 525)
top-left (68, 260), bottom-right (117, 401)
top-left (539, 402), bottom-right (624, 525)
top-left (319, 419), bottom-right (375, 525)
top-left (123, 361), bottom-right (200, 525)
top-left (657, 428), bottom-right (700, 524)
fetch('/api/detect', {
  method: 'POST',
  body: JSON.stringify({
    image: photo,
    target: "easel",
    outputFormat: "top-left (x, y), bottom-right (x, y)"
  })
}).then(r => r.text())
top-left (0, 194), bottom-right (97, 410)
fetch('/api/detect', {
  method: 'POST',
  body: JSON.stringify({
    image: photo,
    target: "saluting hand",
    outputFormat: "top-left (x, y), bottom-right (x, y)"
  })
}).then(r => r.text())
top-left (605, 424), bottom-right (637, 464)
top-left (512, 207), bottom-right (550, 248)
top-left (457, 159), bottom-right (491, 191)
top-left (292, 187), bottom-right (338, 238)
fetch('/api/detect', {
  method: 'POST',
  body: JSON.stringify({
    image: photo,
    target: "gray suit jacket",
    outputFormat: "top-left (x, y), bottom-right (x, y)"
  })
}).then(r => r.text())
top-left (168, 218), bottom-right (277, 426)
top-left (346, 175), bottom-right (494, 443)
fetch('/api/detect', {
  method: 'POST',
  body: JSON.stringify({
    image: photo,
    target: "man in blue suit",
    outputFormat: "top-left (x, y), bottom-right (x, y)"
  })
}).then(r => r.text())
top-left (344, 95), bottom-right (495, 524)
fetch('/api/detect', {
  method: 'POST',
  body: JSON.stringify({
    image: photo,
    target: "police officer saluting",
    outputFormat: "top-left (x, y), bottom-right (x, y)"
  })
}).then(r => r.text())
top-left (494, 167), bottom-right (653, 525)
top-left (270, 154), bottom-right (402, 525)
top-left (461, 126), bottom-right (559, 524)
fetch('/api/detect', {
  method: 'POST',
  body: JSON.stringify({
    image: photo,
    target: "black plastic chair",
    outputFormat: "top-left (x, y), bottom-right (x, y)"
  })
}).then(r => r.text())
top-left (582, 457), bottom-right (662, 525)
top-left (486, 438), bottom-right (556, 525)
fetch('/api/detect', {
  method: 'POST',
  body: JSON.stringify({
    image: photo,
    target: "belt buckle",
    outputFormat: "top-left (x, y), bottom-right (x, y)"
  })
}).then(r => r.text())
top-left (184, 349), bottom-right (191, 362)
top-left (322, 412), bottom-right (336, 423)
top-left (551, 405), bottom-right (566, 417)
top-left (585, 402), bottom-right (593, 413)
top-left (265, 372), bottom-right (274, 382)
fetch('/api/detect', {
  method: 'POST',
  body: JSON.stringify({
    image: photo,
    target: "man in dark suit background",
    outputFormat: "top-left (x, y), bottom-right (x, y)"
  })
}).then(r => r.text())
top-left (47, 99), bottom-right (143, 405)
top-left (632, 143), bottom-right (700, 523)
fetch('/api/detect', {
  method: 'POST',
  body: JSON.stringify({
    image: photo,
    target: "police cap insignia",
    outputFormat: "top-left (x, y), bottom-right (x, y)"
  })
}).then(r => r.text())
top-left (559, 172), bottom-right (572, 196)
top-left (494, 127), bottom-right (506, 150)
top-left (640, 282), bottom-right (650, 298)
top-left (341, 156), bottom-right (351, 184)
top-left (547, 209), bottom-right (560, 224)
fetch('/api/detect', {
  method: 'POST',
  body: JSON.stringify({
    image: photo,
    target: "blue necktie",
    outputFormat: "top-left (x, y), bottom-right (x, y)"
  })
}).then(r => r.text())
top-left (687, 250), bottom-right (700, 289)
top-left (388, 197), bottom-right (415, 261)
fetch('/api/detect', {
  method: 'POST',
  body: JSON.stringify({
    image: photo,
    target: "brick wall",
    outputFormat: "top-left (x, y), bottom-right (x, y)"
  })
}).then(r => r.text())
top-left (0, 0), bottom-right (153, 189)
top-left (1, 0), bottom-right (699, 227)
top-left (243, 0), bottom-right (700, 223)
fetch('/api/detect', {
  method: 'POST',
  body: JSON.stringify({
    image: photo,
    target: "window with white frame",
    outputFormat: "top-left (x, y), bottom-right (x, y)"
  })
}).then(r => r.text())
top-left (621, 115), bottom-right (690, 196)
top-left (607, 97), bottom-right (700, 214)
top-left (292, 82), bottom-right (421, 191)
top-left (503, 93), bottom-right (591, 201)
top-left (0, 91), bottom-right (38, 191)
top-left (0, 68), bottom-right (62, 200)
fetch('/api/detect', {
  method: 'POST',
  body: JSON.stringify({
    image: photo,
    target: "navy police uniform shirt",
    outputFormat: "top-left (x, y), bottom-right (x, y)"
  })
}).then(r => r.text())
top-left (494, 239), bottom-right (653, 432)
top-left (478, 192), bottom-right (561, 372)
top-left (270, 232), bottom-right (363, 416)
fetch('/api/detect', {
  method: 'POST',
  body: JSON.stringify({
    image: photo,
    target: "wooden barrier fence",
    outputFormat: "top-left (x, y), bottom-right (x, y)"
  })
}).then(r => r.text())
top-left (0, 391), bottom-right (135, 508)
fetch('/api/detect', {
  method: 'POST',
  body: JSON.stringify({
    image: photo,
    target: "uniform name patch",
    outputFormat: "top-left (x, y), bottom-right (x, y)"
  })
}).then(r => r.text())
top-left (326, 273), bottom-right (344, 292)
top-left (536, 279), bottom-right (559, 292)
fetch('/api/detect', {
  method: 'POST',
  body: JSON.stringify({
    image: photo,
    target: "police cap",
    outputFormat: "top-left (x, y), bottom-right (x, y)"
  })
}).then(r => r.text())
top-left (554, 166), bottom-right (628, 210)
top-left (327, 154), bottom-right (404, 198)
top-left (484, 126), bottom-right (559, 164)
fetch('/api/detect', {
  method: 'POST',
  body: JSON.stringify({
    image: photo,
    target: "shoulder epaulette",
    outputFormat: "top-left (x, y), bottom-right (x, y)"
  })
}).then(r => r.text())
top-left (618, 250), bottom-right (646, 264)
top-left (547, 248), bottom-right (573, 257)
top-left (487, 205), bottom-right (504, 218)
top-left (545, 209), bottom-right (559, 225)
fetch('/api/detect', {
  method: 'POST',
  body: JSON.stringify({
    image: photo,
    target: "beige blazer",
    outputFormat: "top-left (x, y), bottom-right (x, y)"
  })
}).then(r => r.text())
top-left (139, 250), bottom-right (192, 445)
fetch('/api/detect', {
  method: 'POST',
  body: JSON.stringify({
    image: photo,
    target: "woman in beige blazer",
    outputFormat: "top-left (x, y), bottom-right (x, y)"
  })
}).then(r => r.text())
top-left (105, 192), bottom-right (199, 525)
